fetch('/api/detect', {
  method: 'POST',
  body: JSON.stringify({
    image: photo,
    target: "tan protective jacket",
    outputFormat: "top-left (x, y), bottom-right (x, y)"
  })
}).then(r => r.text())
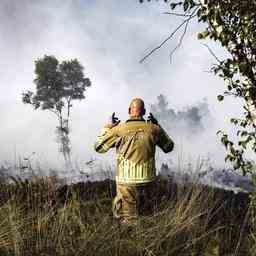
top-left (94, 118), bottom-right (174, 185)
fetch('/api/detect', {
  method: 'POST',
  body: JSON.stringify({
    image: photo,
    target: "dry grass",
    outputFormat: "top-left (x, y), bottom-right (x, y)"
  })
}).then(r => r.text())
top-left (0, 175), bottom-right (252, 256)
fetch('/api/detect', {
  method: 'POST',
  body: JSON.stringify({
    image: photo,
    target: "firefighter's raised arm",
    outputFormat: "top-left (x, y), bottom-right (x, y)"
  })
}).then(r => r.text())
top-left (157, 126), bottom-right (174, 153)
top-left (147, 112), bottom-right (174, 153)
top-left (94, 113), bottom-right (120, 153)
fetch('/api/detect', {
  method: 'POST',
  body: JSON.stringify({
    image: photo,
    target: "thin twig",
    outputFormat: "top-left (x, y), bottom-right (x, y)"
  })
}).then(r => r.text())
top-left (169, 17), bottom-right (190, 64)
top-left (49, 109), bottom-right (60, 118)
top-left (163, 12), bottom-right (192, 17)
top-left (202, 43), bottom-right (222, 63)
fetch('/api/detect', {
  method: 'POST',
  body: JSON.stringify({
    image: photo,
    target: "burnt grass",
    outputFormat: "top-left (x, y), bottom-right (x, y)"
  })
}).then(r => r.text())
top-left (0, 175), bottom-right (253, 255)
top-left (58, 177), bottom-right (252, 254)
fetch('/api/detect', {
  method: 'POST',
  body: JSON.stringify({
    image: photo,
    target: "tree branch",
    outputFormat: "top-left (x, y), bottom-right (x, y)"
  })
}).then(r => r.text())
top-left (139, 8), bottom-right (198, 63)
top-left (163, 12), bottom-right (192, 17)
top-left (49, 109), bottom-right (60, 118)
top-left (66, 96), bottom-right (72, 129)
top-left (169, 15), bottom-right (190, 64)
top-left (202, 43), bottom-right (222, 63)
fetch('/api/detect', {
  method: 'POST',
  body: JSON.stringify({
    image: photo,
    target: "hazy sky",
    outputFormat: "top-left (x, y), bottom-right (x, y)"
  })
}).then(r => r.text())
top-left (0, 0), bottom-right (244, 171)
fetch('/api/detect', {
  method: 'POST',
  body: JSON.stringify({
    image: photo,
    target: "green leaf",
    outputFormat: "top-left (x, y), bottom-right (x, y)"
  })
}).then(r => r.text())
top-left (183, 1), bottom-right (189, 11)
top-left (170, 2), bottom-right (182, 10)
top-left (197, 30), bottom-right (210, 40)
top-left (217, 95), bottom-right (224, 101)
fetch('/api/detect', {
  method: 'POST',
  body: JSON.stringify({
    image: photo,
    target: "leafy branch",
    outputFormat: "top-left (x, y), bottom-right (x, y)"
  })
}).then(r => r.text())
top-left (139, 0), bottom-right (256, 173)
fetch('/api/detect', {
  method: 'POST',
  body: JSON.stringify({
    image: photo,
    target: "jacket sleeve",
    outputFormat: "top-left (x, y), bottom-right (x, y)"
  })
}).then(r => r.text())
top-left (156, 126), bottom-right (174, 153)
top-left (94, 127), bottom-right (119, 153)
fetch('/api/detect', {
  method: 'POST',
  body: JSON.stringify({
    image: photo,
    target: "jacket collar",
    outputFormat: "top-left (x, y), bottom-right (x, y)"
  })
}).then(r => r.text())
top-left (126, 117), bottom-right (145, 123)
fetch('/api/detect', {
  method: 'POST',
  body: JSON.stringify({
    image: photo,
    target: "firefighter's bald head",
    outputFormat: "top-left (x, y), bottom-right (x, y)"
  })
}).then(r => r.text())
top-left (128, 98), bottom-right (146, 118)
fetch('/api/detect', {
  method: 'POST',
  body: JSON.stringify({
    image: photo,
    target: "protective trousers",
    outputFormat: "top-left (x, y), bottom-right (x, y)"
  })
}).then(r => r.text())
top-left (113, 181), bottom-right (156, 223)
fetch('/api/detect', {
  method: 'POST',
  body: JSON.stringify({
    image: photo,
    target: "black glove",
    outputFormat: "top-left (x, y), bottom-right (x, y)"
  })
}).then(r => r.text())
top-left (147, 112), bottom-right (158, 125)
top-left (111, 112), bottom-right (121, 126)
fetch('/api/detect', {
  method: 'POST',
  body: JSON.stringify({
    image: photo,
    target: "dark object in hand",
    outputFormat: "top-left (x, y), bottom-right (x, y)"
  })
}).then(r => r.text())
top-left (111, 112), bottom-right (121, 126)
top-left (147, 113), bottom-right (158, 125)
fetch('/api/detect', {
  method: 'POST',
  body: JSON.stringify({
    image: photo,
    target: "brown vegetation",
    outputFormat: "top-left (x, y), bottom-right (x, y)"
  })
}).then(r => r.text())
top-left (0, 175), bottom-right (252, 255)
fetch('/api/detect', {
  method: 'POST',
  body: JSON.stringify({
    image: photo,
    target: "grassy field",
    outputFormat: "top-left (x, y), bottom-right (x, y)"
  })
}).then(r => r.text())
top-left (0, 174), bottom-right (253, 256)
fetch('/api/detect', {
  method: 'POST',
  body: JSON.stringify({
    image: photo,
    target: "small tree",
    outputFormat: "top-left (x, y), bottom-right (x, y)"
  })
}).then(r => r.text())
top-left (22, 55), bottom-right (91, 170)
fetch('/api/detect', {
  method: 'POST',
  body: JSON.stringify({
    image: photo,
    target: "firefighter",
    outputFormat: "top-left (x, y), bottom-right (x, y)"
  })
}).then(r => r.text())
top-left (94, 98), bottom-right (174, 224)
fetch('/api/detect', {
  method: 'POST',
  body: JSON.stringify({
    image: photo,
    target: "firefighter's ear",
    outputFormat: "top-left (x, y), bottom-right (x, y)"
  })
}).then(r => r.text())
top-left (128, 107), bottom-right (131, 114)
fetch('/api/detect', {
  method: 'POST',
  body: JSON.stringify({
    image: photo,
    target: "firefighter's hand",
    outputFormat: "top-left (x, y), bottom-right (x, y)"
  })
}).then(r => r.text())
top-left (111, 112), bottom-right (120, 125)
top-left (147, 112), bottom-right (158, 125)
top-left (105, 112), bottom-right (121, 128)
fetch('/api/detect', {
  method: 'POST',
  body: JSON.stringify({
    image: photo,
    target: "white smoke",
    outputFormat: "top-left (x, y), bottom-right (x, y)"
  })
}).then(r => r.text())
top-left (0, 0), bottom-right (245, 175)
